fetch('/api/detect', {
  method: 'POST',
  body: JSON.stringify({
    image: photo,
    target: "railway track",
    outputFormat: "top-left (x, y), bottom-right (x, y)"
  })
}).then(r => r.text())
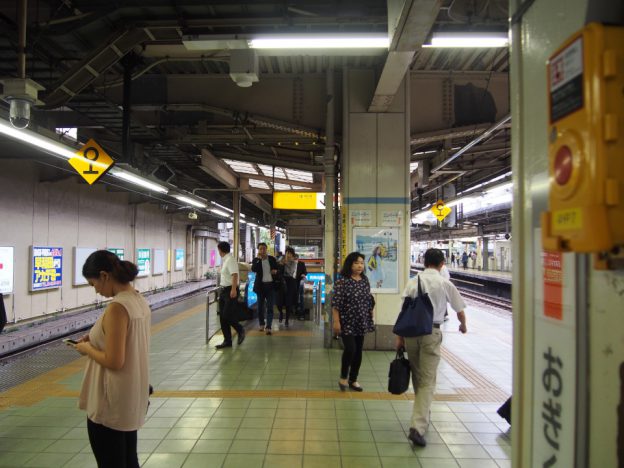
top-left (456, 287), bottom-right (512, 311)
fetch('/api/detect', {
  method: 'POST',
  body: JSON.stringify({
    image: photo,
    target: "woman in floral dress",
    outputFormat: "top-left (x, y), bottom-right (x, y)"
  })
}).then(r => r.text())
top-left (331, 252), bottom-right (375, 391)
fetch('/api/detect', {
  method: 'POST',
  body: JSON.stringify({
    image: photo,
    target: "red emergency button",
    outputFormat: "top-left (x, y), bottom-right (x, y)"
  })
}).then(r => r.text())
top-left (554, 145), bottom-right (573, 185)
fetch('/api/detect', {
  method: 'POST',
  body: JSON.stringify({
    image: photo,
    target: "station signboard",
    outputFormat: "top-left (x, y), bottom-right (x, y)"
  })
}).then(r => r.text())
top-left (136, 248), bottom-right (151, 277)
top-left (273, 192), bottom-right (325, 210)
top-left (69, 139), bottom-right (115, 185)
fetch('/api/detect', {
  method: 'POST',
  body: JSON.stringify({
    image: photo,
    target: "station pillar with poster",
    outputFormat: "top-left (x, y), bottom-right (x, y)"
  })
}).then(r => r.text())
top-left (339, 67), bottom-right (412, 350)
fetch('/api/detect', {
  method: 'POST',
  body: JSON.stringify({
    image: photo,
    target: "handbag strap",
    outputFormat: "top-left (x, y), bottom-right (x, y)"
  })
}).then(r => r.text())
top-left (396, 347), bottom-right (406, 359)
top-left (417, 275), bottom-right (423, 297)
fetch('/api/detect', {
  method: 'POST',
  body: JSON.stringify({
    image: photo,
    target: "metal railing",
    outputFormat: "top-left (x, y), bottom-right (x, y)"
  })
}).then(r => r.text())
top-left (205, 288), bottom-right (220, 344)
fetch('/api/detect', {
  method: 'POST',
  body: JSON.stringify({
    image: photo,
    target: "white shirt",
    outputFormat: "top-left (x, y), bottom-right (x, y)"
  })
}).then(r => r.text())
top-left (440, 265), bottom-right (450, 280)
top-left (261, 258), bottom-right (273, 282)
top-left (402, 268), bottom-right (466, 323)
top-left (220, 253), bottom-right (239, 287)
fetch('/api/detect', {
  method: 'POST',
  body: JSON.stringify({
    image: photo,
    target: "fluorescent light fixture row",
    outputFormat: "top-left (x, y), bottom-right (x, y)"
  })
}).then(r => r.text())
top-left (249, 35), bottom-right (389, 49)
top-left (172, 194), bottom-right (207, 208)
top-left (423, 32), bottom-right (509, 48)
top-left (0, 118), bottom-right (76, 159)
top-left (210, 208), bottom-right (230, 218)
top-left (108, 168), bottom-right (169, 194)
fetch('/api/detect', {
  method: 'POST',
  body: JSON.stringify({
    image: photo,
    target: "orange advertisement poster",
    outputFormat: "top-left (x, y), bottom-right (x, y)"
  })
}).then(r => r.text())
top-left (543, 251), bottom-right (563, 320)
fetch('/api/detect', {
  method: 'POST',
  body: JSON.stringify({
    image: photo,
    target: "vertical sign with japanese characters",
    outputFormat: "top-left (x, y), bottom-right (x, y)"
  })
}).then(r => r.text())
top-left (533, 229), bottom-right (577, 467)
top-left (31, 246), bottom-right (63, 291)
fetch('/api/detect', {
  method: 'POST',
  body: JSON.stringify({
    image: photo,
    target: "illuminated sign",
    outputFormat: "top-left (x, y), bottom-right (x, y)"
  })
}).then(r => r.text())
top-left (107, 248), bottom-right (125, 260)
top-left (175, 249), bottom-right (185, 271)
top-left (306, 272), bottom-right (326, 304)
top-left (69, 139), bottom-right (115, 185)
top-left (273, 192), bottom-right (325, 210)
top-left (0, 247), bottom-right (14, 294)
top-left (31, 246), bottom-right (63, 291)
top-left (136, 248), bottom-right (151, 277)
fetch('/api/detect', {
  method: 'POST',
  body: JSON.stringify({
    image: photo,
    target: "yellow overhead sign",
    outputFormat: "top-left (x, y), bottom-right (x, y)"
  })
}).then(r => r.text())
top-left (431, 200), bottom-right (452, 221)
top-left (273, 192), bottom-right (325, 210)
top-left (69, 139), bottom-right (115, 185)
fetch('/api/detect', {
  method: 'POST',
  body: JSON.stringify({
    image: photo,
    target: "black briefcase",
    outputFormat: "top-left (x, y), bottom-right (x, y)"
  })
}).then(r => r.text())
top-left (388, 348), bottom-right (411, 395)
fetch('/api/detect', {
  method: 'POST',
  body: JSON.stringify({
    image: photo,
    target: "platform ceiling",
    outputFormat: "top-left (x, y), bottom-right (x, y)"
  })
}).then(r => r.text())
top-left (0, 0), bottom-right (510, 232)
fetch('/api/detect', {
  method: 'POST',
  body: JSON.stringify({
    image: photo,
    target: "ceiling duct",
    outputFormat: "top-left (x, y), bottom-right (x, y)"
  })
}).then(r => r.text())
top-left (229, 50), bottom-right (259, 88)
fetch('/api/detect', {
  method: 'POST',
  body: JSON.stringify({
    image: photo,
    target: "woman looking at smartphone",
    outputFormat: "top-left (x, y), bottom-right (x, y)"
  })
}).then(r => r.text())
top-left (331, 252), bottom-right (375, 392)
top-left (73, 250), bottom-right (150, 468)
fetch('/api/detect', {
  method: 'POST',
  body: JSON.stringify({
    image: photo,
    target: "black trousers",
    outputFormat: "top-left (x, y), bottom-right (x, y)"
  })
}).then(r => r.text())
top-left (283, 277), bottom-right (298, 323)
top-left (87, 418), bottom-right (139, 468)
top-left (219, 286), bottom-right (244, 344)
top-left (340, 335), bottom-right (365, 381)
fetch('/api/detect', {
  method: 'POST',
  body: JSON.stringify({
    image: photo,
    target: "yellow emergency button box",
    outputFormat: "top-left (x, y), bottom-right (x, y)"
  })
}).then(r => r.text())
top-left (542, 23), bottom-right (624, 256)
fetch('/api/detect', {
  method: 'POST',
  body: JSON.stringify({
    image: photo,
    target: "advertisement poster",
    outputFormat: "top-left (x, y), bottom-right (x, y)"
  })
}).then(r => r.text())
top-left (107, 248), bottom-right (124, 260)
top-left (353, 227), bottom-right (399, 293)
top-left (306, 272), bottom-right (326, 304)
top-left (31, 246), bottom-right (63, 291)
top-left (73, 247), bottom-right (97, 286)
top-left (0, 247), bottom-right (14, 294)
top-left (175, 249), bottom-right (185, 271)
top-left (136, 248), bottom-right (151, 277)
top-left (210, 249), bottom-right (216, 268)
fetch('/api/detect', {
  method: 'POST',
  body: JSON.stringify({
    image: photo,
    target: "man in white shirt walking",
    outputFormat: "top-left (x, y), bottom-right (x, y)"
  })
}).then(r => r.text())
top-left (215, 241), bottom-right (245, 349)
top-left (396, 248), bottom-right (467, 447)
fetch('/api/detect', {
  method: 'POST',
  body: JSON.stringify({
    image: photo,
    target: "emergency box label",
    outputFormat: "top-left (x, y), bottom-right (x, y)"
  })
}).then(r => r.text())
top-left (552, 207), bottom-right (582, 231)
top-left (549, 37), bottom-right (583, 122)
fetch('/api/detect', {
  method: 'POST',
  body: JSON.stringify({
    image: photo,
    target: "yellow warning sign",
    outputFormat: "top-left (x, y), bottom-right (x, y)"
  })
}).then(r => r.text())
top-left (69, 139), bottom-right (115, 185)
top-left (431, 200), bottom-right (452, 221)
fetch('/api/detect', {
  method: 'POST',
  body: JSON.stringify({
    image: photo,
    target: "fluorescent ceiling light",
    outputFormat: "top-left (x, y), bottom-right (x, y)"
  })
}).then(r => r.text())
top-left (0, 118), bottom-right (76, 160)
top-left (210, 208), bottom-right (230, 218)
top-left (249, 35), bottom-right (389, 49)
top-left (109, 168), bottom-right (169, 193)
top-left (424, 32), bottom-right (508, 48)
top-left (173, 195), bottom-right (207, 208)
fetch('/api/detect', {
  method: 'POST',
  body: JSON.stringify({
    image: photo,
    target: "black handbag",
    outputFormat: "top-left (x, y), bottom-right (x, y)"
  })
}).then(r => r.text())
top-left (388, 348), bottom-right (411, 395)
top-left (392, 276), bottom-right (434, 337)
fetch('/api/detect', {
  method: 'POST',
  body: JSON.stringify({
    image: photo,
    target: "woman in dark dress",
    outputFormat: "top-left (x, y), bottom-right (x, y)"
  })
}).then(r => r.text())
top-left (331, 252), bottom-right (375, 392)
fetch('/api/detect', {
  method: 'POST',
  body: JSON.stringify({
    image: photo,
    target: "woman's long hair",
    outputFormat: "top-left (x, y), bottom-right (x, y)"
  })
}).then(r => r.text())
top-left (340, 252), bottom-right (365, 278)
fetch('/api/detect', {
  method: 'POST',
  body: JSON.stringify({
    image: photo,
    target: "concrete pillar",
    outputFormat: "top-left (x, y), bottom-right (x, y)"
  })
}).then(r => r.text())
top-left (511, 0), bottom-right (623, 466)
top-left (482, 236), bottom-right (489, 271)
top-left (342, 69), bottom-right (411, 350)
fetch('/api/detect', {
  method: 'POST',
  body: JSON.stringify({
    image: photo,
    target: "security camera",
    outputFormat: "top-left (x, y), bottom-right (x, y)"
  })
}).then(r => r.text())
top-left (8, 98), bottom-right (32, 129)
top-left (188, 211), bottom-right (198, 220)
top-left (0, 78), bottom-right (44, 129)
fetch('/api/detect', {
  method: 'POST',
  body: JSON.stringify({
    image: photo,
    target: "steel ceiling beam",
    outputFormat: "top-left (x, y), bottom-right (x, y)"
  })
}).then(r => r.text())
top-left (199, 148), bottom-right (272, 214)
top-left (368, 0), bottom-right (441, 112)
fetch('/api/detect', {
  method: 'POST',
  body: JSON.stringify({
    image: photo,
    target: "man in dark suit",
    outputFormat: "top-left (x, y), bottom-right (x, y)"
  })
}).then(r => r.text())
top-left (282, 247), bottom-right (307, 327)
top-left (251, 242), bottom-right (278, 335)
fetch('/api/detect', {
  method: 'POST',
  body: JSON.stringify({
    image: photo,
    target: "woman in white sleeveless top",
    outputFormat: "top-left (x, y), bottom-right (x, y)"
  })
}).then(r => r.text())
top-left (71, 250), bottom-right (151, 468)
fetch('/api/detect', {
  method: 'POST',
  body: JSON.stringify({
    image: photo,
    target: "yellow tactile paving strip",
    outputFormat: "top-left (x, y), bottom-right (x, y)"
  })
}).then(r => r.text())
top-left (0, 302), bottom-right (508, 409)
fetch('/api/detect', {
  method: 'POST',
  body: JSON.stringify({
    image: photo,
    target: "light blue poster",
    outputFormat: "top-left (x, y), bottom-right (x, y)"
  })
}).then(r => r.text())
top-left (31, 246), bottom-right (63, 291)
top-left (353, 227), bottom-right (399, 293)
top-left (246, 272), bottom-right (257, 308)
top-left (175, 249), bottom-right (184, 271)
top-left (306, 272), bottom-right (326, 304)
top-left (136, 248), bottom-right (151, 277)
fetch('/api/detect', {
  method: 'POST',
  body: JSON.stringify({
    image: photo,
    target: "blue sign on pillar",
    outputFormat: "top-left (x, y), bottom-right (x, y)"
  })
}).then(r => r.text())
top-left (306, 272), bottom-right (326, 304)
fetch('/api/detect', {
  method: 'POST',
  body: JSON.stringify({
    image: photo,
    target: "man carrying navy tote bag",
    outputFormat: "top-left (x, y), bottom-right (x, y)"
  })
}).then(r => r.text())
top-left (394, 249), bottom-right (468, 448)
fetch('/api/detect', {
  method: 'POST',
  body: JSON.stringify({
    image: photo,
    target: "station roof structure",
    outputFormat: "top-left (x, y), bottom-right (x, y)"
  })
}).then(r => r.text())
top-left (0, 0), bottom-right (511, 234)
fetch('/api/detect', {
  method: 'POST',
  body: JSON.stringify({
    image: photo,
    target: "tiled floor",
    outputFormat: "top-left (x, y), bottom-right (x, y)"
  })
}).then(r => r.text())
top-left (0, 296), bottom-right (512, 467)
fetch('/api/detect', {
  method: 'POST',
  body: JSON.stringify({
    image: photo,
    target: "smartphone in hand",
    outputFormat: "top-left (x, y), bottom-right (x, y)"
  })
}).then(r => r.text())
top-left (63, 339), bottom-right (78, 346)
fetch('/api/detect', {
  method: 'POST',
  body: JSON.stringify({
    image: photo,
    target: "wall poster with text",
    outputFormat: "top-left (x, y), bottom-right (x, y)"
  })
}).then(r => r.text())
top-left (31, 246), bottom-right (63, 291)
top-left (353, 227), bottom-right (399, 293)
top-left (0, 247), bottom-right (14, 294)
top-left (136, 248), bottom-right (151, 277)
top-left (175, 249), bottom-right (185, 271)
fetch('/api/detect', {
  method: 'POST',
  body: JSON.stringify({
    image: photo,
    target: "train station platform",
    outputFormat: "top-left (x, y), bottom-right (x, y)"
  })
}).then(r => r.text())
top-left (0, 294), bottom-right (511, 468)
